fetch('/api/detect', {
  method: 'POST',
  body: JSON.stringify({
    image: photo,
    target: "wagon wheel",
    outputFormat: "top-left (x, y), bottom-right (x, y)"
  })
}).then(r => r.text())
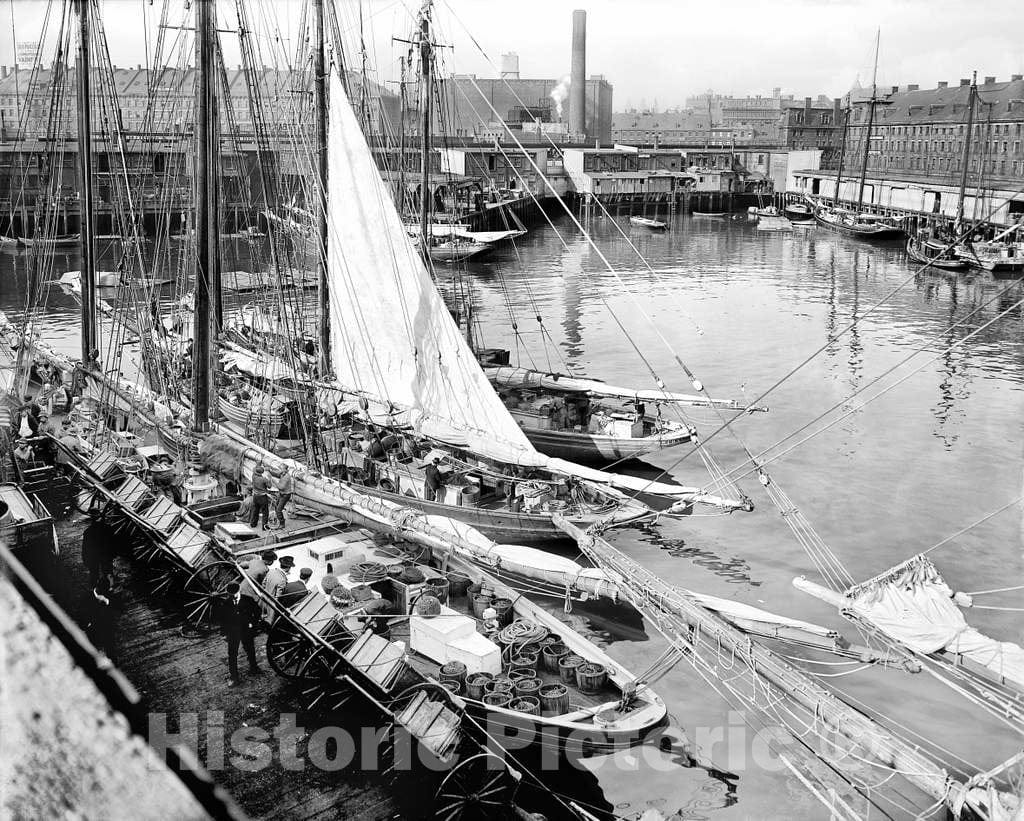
top-left (146, 557), bottom-right (183, 596)
top-left (297, 647), bottom-right (351, 712)
top-left (134, 537), bottom-right (167, 564)
top-left (266, 616), bottom-right (317, 678)
top-left (183, 561), bottom-right (243, 632)
top-left (434, 751), bottom-right (518, 821)
top-left (75, 488), bottom-right (107, 518)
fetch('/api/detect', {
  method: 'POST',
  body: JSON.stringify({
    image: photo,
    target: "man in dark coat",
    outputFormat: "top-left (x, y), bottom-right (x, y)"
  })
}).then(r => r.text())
top-left (424, 457), bottom-right (444, 502)
top-left (220, 581), bottom-right (262, 685)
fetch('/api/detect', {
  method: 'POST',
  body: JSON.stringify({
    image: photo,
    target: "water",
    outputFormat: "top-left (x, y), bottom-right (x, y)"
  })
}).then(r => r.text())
top-left (3, 213), bottom-right (1023, 817)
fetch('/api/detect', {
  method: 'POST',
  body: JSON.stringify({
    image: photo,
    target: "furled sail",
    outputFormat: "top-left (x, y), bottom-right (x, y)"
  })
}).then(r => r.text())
top-left (325, 70), bottom-right (531, 455)
top-left (845, 555), bottom-right (1024, 689)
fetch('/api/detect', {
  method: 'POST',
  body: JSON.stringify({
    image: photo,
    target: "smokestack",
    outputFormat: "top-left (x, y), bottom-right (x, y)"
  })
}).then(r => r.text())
top-left (937, 81), bottom-right (948, 89)
top-left (569, 9), bottom-right (586, 139)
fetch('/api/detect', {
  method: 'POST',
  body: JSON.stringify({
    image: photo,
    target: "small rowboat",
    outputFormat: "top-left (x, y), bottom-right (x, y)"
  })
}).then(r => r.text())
top-left (784, 202), bottom-right (814, 222)
top-left (629, 216), bottom-right (667, 231)
top-left (18, 233), bottom-right (81, 248)
top-left (692, 211), bottom-right (727, 217)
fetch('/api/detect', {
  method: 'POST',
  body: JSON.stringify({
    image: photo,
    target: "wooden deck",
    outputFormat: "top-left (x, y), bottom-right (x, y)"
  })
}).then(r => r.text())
top-left (41, 490), bottom-right (409, 821)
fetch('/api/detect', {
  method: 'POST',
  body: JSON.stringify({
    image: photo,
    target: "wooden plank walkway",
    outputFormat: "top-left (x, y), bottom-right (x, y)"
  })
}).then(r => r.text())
top-left (42, 491), bottom-right (406, 821)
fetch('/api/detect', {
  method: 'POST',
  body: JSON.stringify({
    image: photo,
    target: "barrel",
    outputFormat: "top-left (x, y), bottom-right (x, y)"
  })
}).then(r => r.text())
top-left (508, 696), bottom-right (540, 716)
top-left (472, 593), bottom-right (493, 618)
top-left (510, 653), bottom-right (538, 672)
top-left (439, 661), bottom-right (467, 689)
top-left (465, 672), bottom-right (493, 700)
top-left (539, 683), bottom-right (570, 715)
top-left (482, 692), bottom-right (511, 708)
top-left (460, 485), bottom-right (480, 506)
top-left (386, 563), bottom-right (405, 579)
top-left (513, 677), bottom-right (542, 699)
top-left (509, 664), bottom-right (535, 682)
top-left (576, 662), bottom-right (607, 694)
top-left (440, 679), bottom-right (462, 696)
top-left (541, 642), bottom-right (568, 673)
top-left (491, 597), bottom-right (513, 625)
top-left (446, 570), bottom-right (472, 598)
top-left (426, 576), bottom-right (450, 604)
top-left (484, 679), bottom-right (513, 696)
top-left (558, 653), bottom-right (585, 684)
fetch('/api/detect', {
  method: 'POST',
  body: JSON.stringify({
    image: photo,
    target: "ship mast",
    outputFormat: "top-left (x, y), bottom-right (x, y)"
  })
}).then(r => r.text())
top-left (75, 0), bottom-right (97, 367)
top-left (954, 72), bottom-right (977, 229)
top-left (192, 0), bottom-right (219, 429)
top-left (833, 99), bottom-right (849, 206)
top-left (856, 29), bottom-right (880, 211)
top-left (313, 0), bottom-right (330, 374)
top-left (418, 6), bottom-right (432, 250)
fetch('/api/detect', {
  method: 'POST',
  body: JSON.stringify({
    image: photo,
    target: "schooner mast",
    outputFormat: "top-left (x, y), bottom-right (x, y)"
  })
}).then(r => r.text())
top-left (75, 0), bottom-right (98, 368)
top-left (954, 72), bottom-right (977, 229)
top-left (313, 0), bottom-right (331, 373)
top-left (418, 5), bottom-right (432, 250)
top-left (192, 0), bottom-right (219, 429)
top-left (856, 29), bottom-right (881, 212)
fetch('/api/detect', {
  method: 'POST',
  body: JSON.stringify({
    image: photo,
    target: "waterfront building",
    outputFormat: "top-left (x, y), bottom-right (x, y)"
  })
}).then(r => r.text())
top-left (791, 75), bottom-right (1024, 225)
top-left (561, 147), bottom-right (692, 201)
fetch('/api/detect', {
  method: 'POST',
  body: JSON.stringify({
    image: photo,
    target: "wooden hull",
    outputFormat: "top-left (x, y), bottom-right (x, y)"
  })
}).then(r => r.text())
top-left (18, 234), bottom-right (81, 248)
top-left (523, 425), bottom-right (693, 463)
top-left (813, 212), bottom-right (904, 241)
top-left (360, 483), bottom-right (648, 544)
top-left (784, 204), bottom-right (814, 222)
top-left (629, 217), bottom-right (667, 230)
top-left (906, 239), bottom-right (967, 270)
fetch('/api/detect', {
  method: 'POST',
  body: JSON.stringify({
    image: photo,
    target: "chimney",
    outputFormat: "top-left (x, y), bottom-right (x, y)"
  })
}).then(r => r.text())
top-left (984, 76), bottom-right (996, 85)
top-left (937, 81), bottom-right (948, 89)
top-left (833, 97), bottom-right (841, 121)
top-left (908, 84), bottom-right (919, 91)
top-left (891, 85), bottom-right (899, 95)
top-left (1012, 74), bottom-right (1023, 81)
top-left (499, 52), bottom-right (519, 80)
top-left (960, 78), bottom-right (971, 86)
top-left (804, 96), bottom-right (812, 111)
top-left (0, 66), bottom-right (7, 79)
top-left (569, 10), bottom-right (586, 139)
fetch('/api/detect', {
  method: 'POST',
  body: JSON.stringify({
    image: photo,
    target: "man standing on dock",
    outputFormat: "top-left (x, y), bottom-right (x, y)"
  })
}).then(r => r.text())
top-left (220, 582), bottom-right (261, 686)
top-left (249, 466), bottom-right (271, 530)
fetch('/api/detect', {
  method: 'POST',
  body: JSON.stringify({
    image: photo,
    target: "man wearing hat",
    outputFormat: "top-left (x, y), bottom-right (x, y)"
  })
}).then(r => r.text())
top-left (249, 465), bottom-right (271, 530)
top-left (272, 463), bottom-right (294, 527)
top-left (219, 581), bottom-right (261, 686)
top-left (262, 554), bottom-right (293, 623)
top-left (424, 456), bottom-right (445, 503)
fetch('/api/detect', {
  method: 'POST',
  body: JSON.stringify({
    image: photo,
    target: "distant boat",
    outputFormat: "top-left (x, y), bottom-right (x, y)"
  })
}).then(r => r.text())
top-left (17, 233), bottom-right (80, 248)
top-left (784, 202), bottom-right (814, 222)
top-left (813, 205), bottom-right (904, 241)
top-left (756, 215), bottom-right (793, 232)
top-left (629, 216), bottom-right (667, 231)
top-left (955, 240), bottom-right (1024, 274)
top-left (905, 235), bottom-right (967, 270)
top-left (692, 211), bottom-right (727, 218)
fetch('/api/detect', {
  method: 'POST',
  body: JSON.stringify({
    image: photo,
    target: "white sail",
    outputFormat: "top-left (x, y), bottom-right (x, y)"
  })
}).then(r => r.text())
top-left (325, 71), bottom-right (531, 456)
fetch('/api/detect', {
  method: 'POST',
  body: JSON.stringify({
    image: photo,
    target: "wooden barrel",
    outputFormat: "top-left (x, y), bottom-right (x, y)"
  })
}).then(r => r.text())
top-left (440, 679), bottom-right (462, 696)
top-left (439, 660), bottom-right (467, 689)
top-left (558, 653), bottom-right (585, 684)
top-left (508, 696), bottom-right (540, 716)
top-left (491, 597), bottom-right (513, 625)
top-left (509, 665), bottom-right (534, 682)
top-left (510, 653), bottom-right (538, 672)
top-left (541, 642), bottom-right (568, 673)
top-left (539, 683), bottom-right (570, 715)
top-left (482, 692), bottom-right (511, 708)
top-left (576, 662), bottom-right (607, 694)
top-left (426, 576), bottom-right (450, 604)
top-left (513, 677), bottom-right (542, 699)
top-left (465, 672), bottom-right (493, 700)
top-left (472, 593), bottom-right (493, 618)
top-left (446, 570), bottom-right (471, 598)
top-left (484, 679), bottom-right (513, 696)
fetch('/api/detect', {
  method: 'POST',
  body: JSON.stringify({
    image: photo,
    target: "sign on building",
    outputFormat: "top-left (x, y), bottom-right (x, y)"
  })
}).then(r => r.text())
top-left (17, 41), bottom-right (39, 69)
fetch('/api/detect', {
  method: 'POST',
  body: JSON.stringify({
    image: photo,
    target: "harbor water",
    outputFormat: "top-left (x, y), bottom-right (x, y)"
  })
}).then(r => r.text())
top-left (3, 210), bottom-right (1022, 818)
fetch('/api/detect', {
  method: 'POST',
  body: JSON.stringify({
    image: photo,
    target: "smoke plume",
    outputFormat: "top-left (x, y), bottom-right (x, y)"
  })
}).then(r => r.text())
top-left (549, 75), bottom-right (571, 119)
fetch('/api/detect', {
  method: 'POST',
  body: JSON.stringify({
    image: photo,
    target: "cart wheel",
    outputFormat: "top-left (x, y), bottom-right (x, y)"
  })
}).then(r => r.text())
top-left (297, 647), bottom-right (351, 712)
top-left (266, 617), bottom-right (316, 678)
top-left (434, 751), bottom-right (517, 821)
top-left (184, 561), bottom-right (243, 631)
top-left (147, 561), bottom-right (181, 596)
top-left (75, 488), bottom-right (105, 517)
top-left (134, 539), bottom-right (166, 565)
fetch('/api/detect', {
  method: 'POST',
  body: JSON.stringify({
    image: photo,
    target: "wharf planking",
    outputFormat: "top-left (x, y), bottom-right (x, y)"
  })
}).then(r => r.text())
top-left (43, 488), bottom-right (405, 821)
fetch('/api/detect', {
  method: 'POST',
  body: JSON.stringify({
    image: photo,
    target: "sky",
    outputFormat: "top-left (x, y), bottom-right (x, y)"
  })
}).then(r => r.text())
top-left (2, 0), bottom-right (1022, 107)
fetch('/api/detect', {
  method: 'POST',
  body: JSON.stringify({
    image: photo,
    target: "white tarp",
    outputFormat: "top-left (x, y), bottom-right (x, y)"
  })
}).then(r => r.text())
top-left (486, 366), bottom-right (738, 407)
top-left (847, 556), bottom-right (1024, 689)
top-left (325, 70), bottom-right (533, 457)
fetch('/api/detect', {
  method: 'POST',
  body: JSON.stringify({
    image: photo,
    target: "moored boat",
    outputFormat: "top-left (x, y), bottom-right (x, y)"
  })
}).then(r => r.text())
top-left (18, 233), bottom-right (81, 248)
top-left (629, 216), bottom-right (667, 230)
top-left (813, 205), bottom-right (904, 240)
top-left (906, 235), bottom-right (968, 270)
top-left (783, 202), bottom-right (814, 222)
